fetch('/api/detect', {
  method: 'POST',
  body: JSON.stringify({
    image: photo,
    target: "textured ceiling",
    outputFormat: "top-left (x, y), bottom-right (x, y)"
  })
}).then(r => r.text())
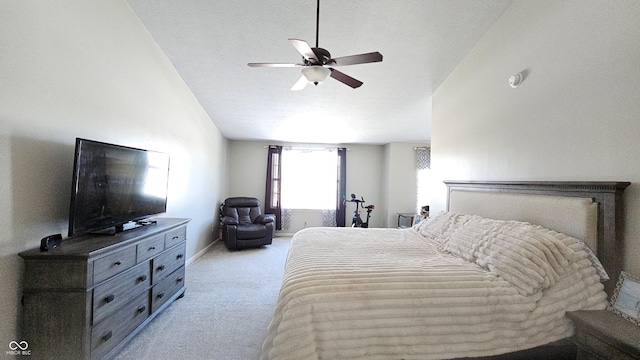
top-left (127, 0), bottom-right (512, 144)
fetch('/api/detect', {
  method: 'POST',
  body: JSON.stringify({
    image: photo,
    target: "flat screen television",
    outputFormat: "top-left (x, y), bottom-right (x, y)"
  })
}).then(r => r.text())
top-left (68, 138), bottom-right (170, 237)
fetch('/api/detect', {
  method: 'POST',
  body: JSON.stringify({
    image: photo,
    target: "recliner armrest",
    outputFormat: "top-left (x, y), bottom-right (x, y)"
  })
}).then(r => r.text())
top-left (255, 214), bottom-right (275, 224)
top-left (221, 216), bottom-right (239, 225)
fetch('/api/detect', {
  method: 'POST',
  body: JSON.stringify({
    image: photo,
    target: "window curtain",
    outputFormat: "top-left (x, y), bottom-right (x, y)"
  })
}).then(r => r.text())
top-left (321, 147), bottom-right (346, 227)
top-left (322, 209), bottom-right (336, 227)
top-left (336, 148), bottom-right (347, 227)
top-left (416, 147), bottom-right (431, 213)
top-left (281, 208), bottom-right (291, 231)
top-left (265, 145), bottom-right (282, 230)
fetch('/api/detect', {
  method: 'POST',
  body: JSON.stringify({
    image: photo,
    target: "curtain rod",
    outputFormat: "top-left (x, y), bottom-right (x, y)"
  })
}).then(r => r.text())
top-left (265, 145), bottom-right (349, 151)
top-left (414, 146), bottom-right (429, 150)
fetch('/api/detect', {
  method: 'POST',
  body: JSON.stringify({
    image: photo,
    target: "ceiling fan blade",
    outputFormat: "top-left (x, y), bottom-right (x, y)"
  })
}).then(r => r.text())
top-left (247, 63), bottom-right (302, 68)
top-left (291, 75), bottom-right (308, 91)
top-left (289, 38), bottom-right (318, 62)
top-left (329, 68), bottom-right (363, 89)
top-left (330, 52), bottom-right (383, 66)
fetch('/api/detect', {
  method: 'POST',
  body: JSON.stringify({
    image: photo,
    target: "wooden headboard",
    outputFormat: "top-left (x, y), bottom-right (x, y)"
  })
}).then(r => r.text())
top-left (444, 181), bottom-right (630, 296)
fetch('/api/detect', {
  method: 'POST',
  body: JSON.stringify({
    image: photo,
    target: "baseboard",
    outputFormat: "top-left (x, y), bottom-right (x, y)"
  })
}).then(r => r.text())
top-left (276, 232), bottom-right (296, 237)
top-left (186, 238), bottom-right (220, 267)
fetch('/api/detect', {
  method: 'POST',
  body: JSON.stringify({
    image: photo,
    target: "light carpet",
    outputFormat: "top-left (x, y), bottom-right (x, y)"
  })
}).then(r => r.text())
top-left (113, 237), bottom-right (290, 360)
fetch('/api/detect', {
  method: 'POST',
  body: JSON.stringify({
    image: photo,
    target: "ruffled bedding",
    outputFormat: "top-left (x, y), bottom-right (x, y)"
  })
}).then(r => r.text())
top-left (261, 212), bottom-right (608, 360)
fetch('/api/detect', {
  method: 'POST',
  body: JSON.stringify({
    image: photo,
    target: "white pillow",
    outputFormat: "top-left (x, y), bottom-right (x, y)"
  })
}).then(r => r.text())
top-left (446, 216), bottom-right (578, 295)
top-left (414, 211), bottom-right (472, 245)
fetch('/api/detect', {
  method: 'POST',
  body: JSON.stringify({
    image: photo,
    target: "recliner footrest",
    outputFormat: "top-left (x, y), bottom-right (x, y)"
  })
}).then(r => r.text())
top-left (236, 224), bottom-right (267, 239)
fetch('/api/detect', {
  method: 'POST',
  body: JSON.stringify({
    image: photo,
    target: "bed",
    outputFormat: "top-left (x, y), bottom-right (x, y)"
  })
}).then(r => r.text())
top-left (261, 181), bottom-right (630, 360)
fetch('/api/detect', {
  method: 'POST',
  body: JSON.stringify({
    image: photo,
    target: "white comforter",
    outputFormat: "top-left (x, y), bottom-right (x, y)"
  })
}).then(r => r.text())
top-left (261, 214), bottom-right (607, 360)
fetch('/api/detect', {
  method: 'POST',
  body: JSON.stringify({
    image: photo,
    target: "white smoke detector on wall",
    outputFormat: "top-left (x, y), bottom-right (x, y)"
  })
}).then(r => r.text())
top-left (509, 72), bottom-right (523, 88)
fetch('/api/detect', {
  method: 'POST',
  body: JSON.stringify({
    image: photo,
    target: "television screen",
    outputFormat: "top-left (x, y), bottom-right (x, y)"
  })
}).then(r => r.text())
top-left (68, 138), bottom-right (170, 236)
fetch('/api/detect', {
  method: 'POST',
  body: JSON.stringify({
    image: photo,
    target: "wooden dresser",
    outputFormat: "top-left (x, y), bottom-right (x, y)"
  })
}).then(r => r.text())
top-left (19, 218), bottom-right (190, 360)
top-left (568, 310), bottom-right (640, 359)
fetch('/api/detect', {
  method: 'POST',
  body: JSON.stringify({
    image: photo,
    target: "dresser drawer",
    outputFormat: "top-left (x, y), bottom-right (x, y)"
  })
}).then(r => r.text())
top-left (576, 347), bottom-right (605, 360)
top-left (575, 330), bottom-right (633, 359)
top-left (152, 243), bottom-right (186, 284)
top-left (136, 234), bottom-right (165, 263)
top-left (93, 262), bottom-right (150, 325)
top-left (93, 247), bottom-right (136, 284)
top-left (165, 226), bottom-right (187, 248)
top-left (91, 291), bottom-right (149, 360)
top-left (151, 266), bottom-right (185, 313)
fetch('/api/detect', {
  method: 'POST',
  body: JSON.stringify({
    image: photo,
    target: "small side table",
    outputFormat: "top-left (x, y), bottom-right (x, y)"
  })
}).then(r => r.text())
top-left (397, 213), bottom-right (415, 228)
top-left (568, 310), bottom-right (640, 359)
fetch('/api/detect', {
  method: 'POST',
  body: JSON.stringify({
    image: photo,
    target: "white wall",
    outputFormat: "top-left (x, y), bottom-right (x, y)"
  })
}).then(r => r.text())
top-left (0, 1), bottom-right (227, 347)
top-left (383, 143), bottom-right (429, 227)
top-left (228, 140), bottom-right (418, 232)
top-left (345, 144), bottom-right (385, 228)
top-left (227, 140), bottom-right (269, 203)
top-left (431, 1), bottom-right (640, 274)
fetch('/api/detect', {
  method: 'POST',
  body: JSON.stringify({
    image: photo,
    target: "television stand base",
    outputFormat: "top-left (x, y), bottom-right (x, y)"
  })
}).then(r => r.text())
top-left (116, 221), bottom-right (143, 233)
top-left (91, 221), bottom-right (146, 236)
top-left (137, 219), bottom-right (157, 226)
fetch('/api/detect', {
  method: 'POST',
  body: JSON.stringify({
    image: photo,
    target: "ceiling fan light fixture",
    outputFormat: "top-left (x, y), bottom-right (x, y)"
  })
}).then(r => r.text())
top-left (302, 66), bottom-right (331, 85)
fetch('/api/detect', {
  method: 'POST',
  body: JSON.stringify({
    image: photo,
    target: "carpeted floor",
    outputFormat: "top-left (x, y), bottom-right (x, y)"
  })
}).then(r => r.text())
top-left (113, 237), bottom-right (290, 360)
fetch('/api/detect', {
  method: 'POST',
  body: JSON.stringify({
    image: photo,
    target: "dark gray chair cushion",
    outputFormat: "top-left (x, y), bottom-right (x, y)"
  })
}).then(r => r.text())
top-left (221, 197), bottom-right (274, 250)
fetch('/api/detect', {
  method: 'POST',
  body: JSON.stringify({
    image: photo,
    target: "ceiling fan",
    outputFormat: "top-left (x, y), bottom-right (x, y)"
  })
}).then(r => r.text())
top-left (247, 0), bottom-right (383, 90)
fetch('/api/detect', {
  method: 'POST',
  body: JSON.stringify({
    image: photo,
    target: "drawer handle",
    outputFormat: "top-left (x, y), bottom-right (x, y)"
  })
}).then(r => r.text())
top-left (177, 277), bottom-right (184, 283)
top-left (149, 246), bottom-right (156, 251)
top-left (103, 331), bottom-right (112, 342)
top-left (172, 236), bottom-right (179, 240)
top-left (137, 275), bottom-right (148, 282)
top-left (176, 254), bottom-right (184, 260)
top-left (157, 265), bottom-right (165, 271)
top-left (105, 294), bottom-right (115, 303)
top-left (137, 305), bottom-right (146, 313)
top-left (114, 261), bottom-right (122, 266)
top-left (157, 292), bottom-right (165, 299)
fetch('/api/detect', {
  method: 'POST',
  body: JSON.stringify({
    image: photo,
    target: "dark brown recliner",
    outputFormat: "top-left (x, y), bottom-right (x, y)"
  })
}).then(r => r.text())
top-left (220, 197), bottom-right (275, 250)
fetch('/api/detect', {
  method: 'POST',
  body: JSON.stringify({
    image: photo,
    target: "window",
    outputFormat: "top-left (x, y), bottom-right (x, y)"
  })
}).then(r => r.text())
top-left (267, 149), bottom-right (281, 209)
top-left (281, 149), bottom-right (338, 210)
